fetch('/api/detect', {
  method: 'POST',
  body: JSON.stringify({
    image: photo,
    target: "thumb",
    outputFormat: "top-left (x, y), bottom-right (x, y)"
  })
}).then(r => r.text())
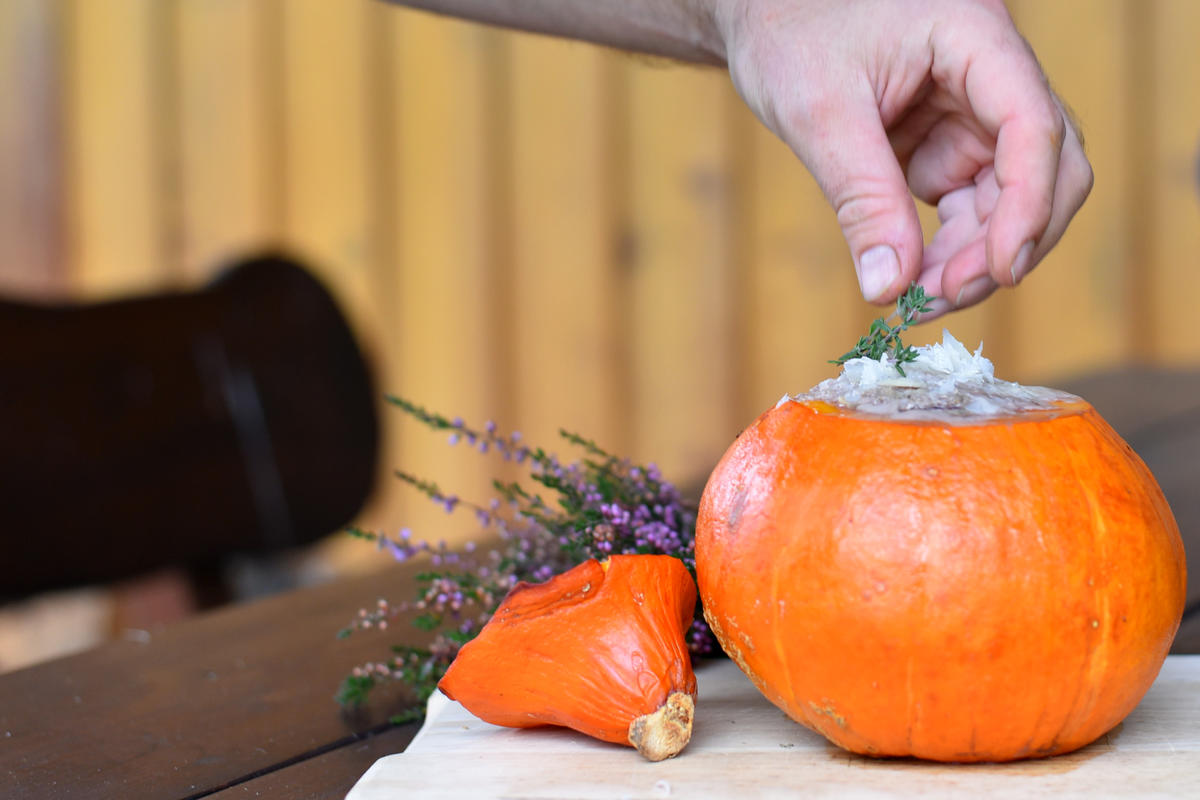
top-left (785, 90), bottom-right (923, 304)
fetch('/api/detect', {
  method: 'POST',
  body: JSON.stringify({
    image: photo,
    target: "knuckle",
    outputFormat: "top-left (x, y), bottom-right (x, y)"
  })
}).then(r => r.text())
top-left (832, 178), bottom-right (907, 233)
top-left (1078, 157), bottom-right (1096, 199)
top-left (1046, 105), bottom-right (1067, 151)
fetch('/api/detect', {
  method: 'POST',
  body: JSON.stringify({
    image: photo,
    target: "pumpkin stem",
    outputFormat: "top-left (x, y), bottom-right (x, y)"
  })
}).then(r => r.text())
top-left (627, 691), bottom-right (694, 761)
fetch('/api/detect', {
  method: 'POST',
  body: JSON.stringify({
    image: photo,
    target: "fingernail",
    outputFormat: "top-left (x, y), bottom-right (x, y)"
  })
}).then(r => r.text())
top-left (955, 276), bottom-right (995, 308)
top-left (917, 297), bottom-right (952, 321)
top-left (1010, 240), bottom-right (1035, 285)
top-left (856, 245), bottom-right (899, 302)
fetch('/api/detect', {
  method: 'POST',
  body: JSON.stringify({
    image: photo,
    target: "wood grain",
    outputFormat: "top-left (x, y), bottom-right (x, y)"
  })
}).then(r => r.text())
top-left (1000, 0), bottom-right (1136, 382)
top-left (3, 1), bottom-right (1199, 561)
top-left (1142, 0), bottom-right (1200, 363)
top-left (278, 0), bottom-right (381, 342)
top-left (354, 658), bottom-right (1200, 799)
top-left (739, 112), bottom-right (861, 415)
top-left (507, 37), bottom-right (628, 455)
top-left (624, 61), bottom-right (741, 483)
top-left (65, 0), bottom-right (176, 296)
top-left (204, 724), bottom-right (419, 800)
top-left (376, 12), bottom-right (512, 560)
top-left (0, 562), bottom-right (426, 800)
top-left (0, 0), bottom-right (66, 298)
top-left (176, 0), bottom-right (280, 281)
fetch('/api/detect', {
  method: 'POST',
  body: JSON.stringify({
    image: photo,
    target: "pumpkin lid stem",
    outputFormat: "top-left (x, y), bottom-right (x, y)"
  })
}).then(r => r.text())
top-left (627, 691), bottom-right (694, 762)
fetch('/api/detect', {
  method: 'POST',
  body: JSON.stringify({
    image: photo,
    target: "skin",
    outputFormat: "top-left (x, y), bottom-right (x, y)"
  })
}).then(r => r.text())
top-left (391, 0), bottom-right (1093, 319)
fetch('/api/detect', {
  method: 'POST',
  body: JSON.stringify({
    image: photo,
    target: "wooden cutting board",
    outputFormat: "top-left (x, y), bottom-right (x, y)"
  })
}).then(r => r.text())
top-left (347, 656), bottom-right (1200, 799)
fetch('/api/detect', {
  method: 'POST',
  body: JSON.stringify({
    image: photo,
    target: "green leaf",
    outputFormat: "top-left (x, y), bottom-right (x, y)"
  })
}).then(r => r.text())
top-left (390, 706), bottom-right (426, 725)
top-left (335, 674), bottom-right (376, 708)
top-left (412, 614), bottom-right (439, 632)
top-left (830, 283), bottom-right (937, 370)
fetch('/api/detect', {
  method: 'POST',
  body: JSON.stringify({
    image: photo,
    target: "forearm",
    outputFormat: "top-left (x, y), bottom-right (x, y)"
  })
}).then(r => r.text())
top-left (388, 0), bottom-right (729, 65)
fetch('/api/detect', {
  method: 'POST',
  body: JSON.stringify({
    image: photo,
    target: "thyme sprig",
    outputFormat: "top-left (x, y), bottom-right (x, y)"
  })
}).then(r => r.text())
top-left (830, 283), bottom-right (935, 376)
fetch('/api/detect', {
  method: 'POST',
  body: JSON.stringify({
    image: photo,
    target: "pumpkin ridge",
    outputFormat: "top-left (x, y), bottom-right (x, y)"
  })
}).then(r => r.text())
top-left (768, 521), bottom-right (796, 729)
top-left (1073, 435), bottom-right (1114, 747)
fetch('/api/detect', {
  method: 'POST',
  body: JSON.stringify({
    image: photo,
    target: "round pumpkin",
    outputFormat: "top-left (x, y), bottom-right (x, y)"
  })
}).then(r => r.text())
top-left (696, 377), bottom-right (1186, 762)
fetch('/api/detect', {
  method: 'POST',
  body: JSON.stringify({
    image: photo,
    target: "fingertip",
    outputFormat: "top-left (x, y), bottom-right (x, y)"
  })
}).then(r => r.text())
top-left (954, 275), bottom-right (997, 308)
top-left (986, 190), bottom-right (1050, 286)
top-left (938, 235), bottom-right (989, 305)
top-left (1009, 240), bottom-right (1035, 284)
top-left (855, 244), bottom-right (901, 303)
top-left (782, 83), bottom-right (924, 307)
top-left (916, 296), bottom-right (953, 322)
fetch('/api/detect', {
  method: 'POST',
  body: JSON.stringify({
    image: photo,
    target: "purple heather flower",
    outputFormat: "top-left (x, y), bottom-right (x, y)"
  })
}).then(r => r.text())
top-left (345, 404), bottom-right (722, 710)
top-left (384, 540), bottom-right (409, 562)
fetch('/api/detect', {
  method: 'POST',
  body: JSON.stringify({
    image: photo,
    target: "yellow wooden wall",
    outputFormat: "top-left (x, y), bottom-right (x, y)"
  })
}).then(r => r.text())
top-left (2, 0), bottom-right (1198, 569)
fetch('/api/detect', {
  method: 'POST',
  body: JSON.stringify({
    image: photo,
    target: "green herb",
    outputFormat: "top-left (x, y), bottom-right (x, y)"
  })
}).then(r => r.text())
top-left (830, 284), bottom-right (935, 376)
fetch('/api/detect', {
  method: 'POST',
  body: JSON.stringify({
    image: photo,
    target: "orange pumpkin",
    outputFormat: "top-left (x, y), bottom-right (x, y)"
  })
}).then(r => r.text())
top-left (696, 398), bottom-right (1186, 762)
top-left (438, 554), bottom-right (698, 761)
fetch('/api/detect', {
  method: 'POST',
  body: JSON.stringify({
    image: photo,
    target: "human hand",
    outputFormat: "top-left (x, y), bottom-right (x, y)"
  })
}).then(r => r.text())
top-left (713, 0), bottom-right (1093, 317)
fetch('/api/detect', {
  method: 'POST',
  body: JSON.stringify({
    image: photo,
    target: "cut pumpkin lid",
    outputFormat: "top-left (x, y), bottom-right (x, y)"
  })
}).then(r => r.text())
top-left (783, 331), bottom-right (1083, 423)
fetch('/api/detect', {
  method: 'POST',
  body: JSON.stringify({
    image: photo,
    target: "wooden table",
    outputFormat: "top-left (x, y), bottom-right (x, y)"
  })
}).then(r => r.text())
top-left (3, 366), bottom-right (1199, 798)
top-left (358, 658), bottom-right (1200, 799)
top-left (2, 555), bottom-right (1197, 800)
top-left (1, 561), bottom-right (429, 800)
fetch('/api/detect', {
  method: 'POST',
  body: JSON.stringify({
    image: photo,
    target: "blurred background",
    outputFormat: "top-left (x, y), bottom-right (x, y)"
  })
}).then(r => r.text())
top-left (1, 0), bottom-right (1198, 669)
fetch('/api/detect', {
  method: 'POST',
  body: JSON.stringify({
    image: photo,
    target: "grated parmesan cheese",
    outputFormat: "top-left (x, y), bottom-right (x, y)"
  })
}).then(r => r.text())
top-left (786, 331), bottom-right (1078, 421)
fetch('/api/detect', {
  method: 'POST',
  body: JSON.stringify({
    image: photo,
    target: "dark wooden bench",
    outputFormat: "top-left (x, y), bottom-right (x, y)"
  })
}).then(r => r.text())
top-left (0, 254), bottom-right (379, 603)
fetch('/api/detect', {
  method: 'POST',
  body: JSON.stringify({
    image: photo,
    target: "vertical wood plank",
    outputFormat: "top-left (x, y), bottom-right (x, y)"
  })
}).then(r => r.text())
top-left (0, 0), bottom-right (66, 298)
top-left (279, 0), bottom-right (380, 335)
top-left (175, 0), bottom-right (280, 281)
top-left (507, 37), bottom-right (626, 455)
top-left (1143, 0), bottom-right (1200, 364)
top-left (996, 0), bottom-right (1134, 382)
top-left (740, 117), bottom-right (865, 411)
top-left (625, 63), bottom-right (740, 484)
top-left (278, 0), bottom-right (408, 569)
top-left (66, 0), bottom-right (175, 296)
top-left (905, 196), bottom-right (997, 366)
top-left (374, 10), bottom-right (509, 551)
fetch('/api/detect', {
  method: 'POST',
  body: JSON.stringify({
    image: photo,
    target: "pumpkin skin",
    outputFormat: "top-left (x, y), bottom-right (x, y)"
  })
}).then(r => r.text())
top-left (696, 399), bottom-right (1186, 762)
top-left (439, 554), bottom-right (698, 760)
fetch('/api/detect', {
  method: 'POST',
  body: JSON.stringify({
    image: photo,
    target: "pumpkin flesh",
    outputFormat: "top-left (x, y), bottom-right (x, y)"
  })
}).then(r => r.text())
top-left (697, 399), bottom-right (1186, 762)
